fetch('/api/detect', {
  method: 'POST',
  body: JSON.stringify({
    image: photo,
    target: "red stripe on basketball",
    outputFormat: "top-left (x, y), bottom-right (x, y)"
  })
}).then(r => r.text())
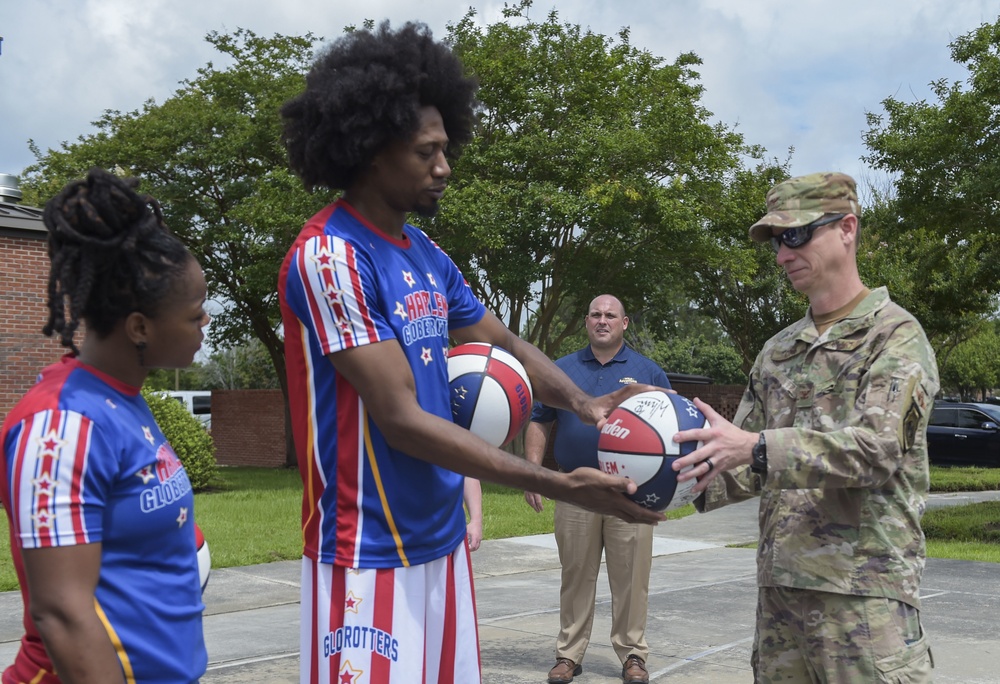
top-left (484, 357), bottom-right (530, 444)
top-left (449, 343), bottom-right (491, 358)
top-left (597, 409), bottom-right (666, 455)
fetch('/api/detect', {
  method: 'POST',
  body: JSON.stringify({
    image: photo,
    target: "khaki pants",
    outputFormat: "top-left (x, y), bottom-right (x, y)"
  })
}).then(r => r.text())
top-left (553, 500), bottom-right (653, 665)
top-left (752, 586), bottom-right (934, 683)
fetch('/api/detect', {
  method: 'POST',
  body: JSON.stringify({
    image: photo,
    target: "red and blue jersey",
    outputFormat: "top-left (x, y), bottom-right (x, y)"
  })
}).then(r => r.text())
top-left (0, 356), bottom-right (207, 684)
top-left (278, 199), bottom-right (485, 569)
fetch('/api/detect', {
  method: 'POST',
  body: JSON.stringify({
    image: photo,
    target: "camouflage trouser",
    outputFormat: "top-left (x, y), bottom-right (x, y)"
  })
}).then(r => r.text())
top-left (752, 586), bottom-right (933, 683)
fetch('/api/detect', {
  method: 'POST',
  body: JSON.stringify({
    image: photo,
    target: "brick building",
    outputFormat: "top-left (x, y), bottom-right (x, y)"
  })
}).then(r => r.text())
top-left (0, 177), bottom-right (65, 421)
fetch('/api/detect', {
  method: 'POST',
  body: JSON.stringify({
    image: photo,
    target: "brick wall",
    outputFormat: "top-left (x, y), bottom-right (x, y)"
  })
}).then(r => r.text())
top-left (211, 389), bottom-right (287, 468)
top-left (670, 383), bottom-right (745, 423)
top-left (0, 235), bottom-right (67, 420)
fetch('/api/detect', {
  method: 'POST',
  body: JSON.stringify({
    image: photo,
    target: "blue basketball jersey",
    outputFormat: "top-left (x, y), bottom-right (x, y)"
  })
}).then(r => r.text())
top-left (279, 199), bottom-right (486, 568)
top-left (1, 356), bottom-right (207, 684)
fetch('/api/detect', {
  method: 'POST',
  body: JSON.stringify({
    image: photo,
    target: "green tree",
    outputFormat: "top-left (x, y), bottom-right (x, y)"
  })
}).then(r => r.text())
top-left (145, 364), bottom-right (209, 392)
top-left (435, 2), bottom-right (757, 356)
top-left (21, 29), bottom-right (327, 465)
top-left (646, 335), bottom-right (745, 385)
top-left (680, 161), bottom-right (803, 373)
top-left (863, 18), bottom-right (1000, 351)
top-left (200, 338), bottom-right (281, 390)
top-left (939, 326), bottom-right (1000, 400)
top-left (855, 186), bottom-right (989, 360)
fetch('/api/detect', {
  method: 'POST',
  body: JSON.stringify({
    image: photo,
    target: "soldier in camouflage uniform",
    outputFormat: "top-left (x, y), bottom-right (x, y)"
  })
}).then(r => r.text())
top-left (671, 172), bottom-right (939, 683)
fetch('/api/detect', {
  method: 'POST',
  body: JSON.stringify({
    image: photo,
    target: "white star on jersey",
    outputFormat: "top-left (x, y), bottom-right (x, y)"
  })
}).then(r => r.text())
top-left (324, 285), bottom-right (345, 307)
top-left (32, 510), bottom-right (53, 529)
top-left (36, 430), bottom-right (66, 459)
top-left (421, 347), bottom-right (434, 366)
top-left (177, 507), bottom-right (189, 527)
top-left (427, 273), bottom-right (438, 287)
top-left (402, 270), bottom-right (416, 288)
top-left (31, 472), bottom-right (56, 496)
top-left (311, 246), bottom-right (338, 271)
top-left (394, 302), bottom-right (409, 320)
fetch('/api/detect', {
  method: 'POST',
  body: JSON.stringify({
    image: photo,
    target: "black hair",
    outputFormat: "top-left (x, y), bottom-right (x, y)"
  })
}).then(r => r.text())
top-left (281, 21), bottom-right (478, 191)
top-left (42, 167), bottom-right (193, 353)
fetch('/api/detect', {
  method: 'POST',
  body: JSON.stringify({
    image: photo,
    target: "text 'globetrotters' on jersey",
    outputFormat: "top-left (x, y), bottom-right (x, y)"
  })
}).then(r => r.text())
top-left (0, 356), bottom-right (207, 684)
top-left (279, 199), bottom-right (486, 569)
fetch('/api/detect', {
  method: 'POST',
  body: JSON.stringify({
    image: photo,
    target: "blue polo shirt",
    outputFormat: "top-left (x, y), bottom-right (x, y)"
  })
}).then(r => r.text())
top-left (532, 344), bottom-right (670, 472)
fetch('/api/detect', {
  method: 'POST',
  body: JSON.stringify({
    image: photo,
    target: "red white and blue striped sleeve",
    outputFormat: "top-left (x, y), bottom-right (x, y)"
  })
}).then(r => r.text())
top-left (7, 409), bottom-right (103, 549)
top-left (292, 235), bottom-right (387, 354)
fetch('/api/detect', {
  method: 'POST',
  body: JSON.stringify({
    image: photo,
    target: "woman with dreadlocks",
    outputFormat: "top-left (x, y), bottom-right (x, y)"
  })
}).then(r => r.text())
top-left (1, 168), bottom-right (209, 684)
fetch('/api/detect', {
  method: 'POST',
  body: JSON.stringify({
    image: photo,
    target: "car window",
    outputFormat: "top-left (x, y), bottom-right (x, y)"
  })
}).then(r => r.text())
top-left (957, 409), bottom-right (989, 429)
top-left (930, 407), bottom-right (956, 427)
top-left (192, 395), bottom-right (211, 415)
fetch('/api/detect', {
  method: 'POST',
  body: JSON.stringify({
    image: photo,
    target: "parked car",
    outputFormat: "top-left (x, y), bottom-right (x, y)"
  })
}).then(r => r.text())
top-left (167, 390), bottom-right (212, 431)
top-left (927, 401), bottom-right (1000, 467)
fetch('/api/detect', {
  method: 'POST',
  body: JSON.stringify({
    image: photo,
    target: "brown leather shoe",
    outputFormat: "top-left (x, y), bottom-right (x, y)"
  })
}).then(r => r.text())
top-left (622, 654), bottom-right (649, 684)
top-left (547, 657), bottom-right (583, 683)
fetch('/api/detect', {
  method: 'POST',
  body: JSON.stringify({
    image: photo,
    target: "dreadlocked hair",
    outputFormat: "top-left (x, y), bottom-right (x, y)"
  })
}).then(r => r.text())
top-left (281, 20), bottom-right (478, 191)
top-left (42, 167), bottom-right (192, 354)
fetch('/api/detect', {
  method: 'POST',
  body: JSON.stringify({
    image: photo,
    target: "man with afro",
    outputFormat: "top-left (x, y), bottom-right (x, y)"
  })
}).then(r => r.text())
top-left (278, 21), bottom-right (663, 684)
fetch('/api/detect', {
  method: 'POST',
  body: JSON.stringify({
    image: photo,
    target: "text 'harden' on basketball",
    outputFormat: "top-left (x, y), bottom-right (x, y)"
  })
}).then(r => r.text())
top-left (447, 342), bottom-right (533, 448)
top-left (596, 390), bottom-right (710, 513)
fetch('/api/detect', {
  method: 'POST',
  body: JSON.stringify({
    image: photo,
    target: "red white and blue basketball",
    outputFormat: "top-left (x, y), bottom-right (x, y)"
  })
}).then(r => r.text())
top-left (597, 390), bottom-right (709, 512)
top-left (447, 343), bottom-right (533, 447)
top-left (194, 523), bottom-right (211, 593)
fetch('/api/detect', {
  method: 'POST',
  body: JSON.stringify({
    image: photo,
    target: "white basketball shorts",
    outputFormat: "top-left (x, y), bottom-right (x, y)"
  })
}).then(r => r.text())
top-left (300, 542), bottom-right (481, 683)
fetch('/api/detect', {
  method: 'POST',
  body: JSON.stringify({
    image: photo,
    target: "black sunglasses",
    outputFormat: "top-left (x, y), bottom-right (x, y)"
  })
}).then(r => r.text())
top-left (770, 214), bottom-right (846, 252)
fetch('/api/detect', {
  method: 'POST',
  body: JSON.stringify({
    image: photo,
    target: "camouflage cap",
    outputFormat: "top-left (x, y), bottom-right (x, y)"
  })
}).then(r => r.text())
top-left (748, 172), bottom-right (859, 242)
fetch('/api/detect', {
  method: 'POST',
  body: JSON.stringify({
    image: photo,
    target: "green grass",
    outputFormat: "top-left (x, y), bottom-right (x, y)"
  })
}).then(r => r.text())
top-left (929, 464), bottom-right (1000, 492)
top-left (479, 482), bottom-right (695, 540)
top-left (923, 500), bottom-right (1000, 562)
top-left (194, 466), bottom-right (304, 568)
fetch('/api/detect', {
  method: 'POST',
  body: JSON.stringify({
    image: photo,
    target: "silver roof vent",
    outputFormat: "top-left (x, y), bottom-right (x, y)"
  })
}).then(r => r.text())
top-left (0, 174), bottom-right (23, 204)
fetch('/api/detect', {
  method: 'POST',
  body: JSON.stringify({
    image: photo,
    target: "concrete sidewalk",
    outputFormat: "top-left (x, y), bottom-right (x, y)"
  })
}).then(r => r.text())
top-left (3, 493), bottom-right (1000, 682)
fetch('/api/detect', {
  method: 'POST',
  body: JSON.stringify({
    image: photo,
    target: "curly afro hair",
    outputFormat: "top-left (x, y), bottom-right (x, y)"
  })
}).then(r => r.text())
top-left (281, 21), bottom-right (478, 191)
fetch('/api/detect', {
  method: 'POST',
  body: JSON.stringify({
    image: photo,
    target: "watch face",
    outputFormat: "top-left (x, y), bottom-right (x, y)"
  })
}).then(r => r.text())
top-left (751, 436), bottom-right (767, 474)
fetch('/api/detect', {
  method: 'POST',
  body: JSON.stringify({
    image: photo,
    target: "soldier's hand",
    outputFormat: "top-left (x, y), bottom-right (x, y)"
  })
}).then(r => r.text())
top-left (671, 398), bottom-right (756, 493)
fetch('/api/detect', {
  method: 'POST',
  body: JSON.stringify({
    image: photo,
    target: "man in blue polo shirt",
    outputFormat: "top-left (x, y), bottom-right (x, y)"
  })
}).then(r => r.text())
top-left (524, 294), bottom-right (671, 684)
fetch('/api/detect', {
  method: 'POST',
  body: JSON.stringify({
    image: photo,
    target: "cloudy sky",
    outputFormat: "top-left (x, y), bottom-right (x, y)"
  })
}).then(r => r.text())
top-left (2, 0), bottom-right (997, 199)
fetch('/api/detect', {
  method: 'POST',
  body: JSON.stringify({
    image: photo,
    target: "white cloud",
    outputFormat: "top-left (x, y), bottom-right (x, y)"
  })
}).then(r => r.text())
top-left (1, 0), bottom-right (997, 198)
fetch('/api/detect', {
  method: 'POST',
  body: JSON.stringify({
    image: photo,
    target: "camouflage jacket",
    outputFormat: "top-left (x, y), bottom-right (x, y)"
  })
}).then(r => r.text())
top-left (703, 287), bottom-right (939, 608)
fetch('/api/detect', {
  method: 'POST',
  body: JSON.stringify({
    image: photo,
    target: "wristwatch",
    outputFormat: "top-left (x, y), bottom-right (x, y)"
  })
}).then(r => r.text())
top-left (750, 432), bottom-right (768, 477)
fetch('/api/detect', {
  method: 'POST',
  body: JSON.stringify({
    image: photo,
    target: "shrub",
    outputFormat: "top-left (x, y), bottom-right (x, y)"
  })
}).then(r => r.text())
top-left (922, 501), bottom-right (1000, 543)
top-left (142, 388), bottom-right (219, 491)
